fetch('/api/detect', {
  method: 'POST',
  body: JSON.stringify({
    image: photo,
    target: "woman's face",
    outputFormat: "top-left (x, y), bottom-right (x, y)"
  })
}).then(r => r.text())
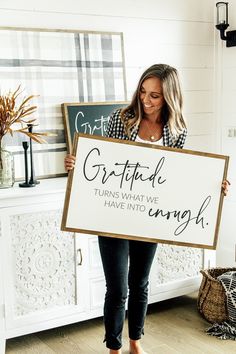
top-left (139, 77), bottom-right (165, 118)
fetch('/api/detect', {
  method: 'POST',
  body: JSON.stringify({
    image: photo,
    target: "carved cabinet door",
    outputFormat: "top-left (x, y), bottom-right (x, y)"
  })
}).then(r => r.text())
top-left (1, 202), bottom-right (80, 331)
top-left (149, 243), bottom-right (215, 302)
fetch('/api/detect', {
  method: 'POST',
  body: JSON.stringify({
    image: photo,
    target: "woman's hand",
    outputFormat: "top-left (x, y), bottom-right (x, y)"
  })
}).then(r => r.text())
top-left (64, 154), bottom-right (76, 171)
top-left (222, 179), bottom-right (230, 196)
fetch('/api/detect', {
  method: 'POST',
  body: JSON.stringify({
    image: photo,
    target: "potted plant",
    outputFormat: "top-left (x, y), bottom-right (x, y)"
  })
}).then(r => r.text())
top-left (0, 85), bottom-right (50, 188)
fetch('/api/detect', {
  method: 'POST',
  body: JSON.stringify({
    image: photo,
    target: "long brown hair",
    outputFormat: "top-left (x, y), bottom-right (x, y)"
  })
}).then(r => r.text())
top-left (121, 64), bottom-right (186, 138)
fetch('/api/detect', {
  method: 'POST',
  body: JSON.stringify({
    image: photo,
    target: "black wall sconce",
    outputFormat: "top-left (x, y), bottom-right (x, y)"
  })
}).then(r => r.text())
top-left (216, 2), bottom-right (236, 47)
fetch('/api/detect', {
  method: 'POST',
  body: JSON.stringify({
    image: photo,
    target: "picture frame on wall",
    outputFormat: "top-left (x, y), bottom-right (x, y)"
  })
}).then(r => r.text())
top-left (0, 26), bottom-right (127, 179)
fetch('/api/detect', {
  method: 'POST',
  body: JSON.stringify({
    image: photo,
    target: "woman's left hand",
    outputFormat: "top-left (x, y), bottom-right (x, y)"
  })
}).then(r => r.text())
top-left (222, 179), bottom-right (231, 196)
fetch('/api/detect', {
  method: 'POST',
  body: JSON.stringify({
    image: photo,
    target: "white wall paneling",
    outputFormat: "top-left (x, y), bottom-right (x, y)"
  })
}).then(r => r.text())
top-left (217, 199), bottom-right (236, 267)
top-left (214, 0), bottom-right (236, 266)
top-left (0, 0), bottom-right (214, 22)
top-left (0, 0), bottom-right (216, 157)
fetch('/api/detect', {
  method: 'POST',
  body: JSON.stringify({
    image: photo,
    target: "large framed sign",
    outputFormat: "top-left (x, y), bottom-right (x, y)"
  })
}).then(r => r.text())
top-left (61, 102), bottom-right (128, 152)
top-left (61, 134), bottom-right (229, 249)
top-left (0, 27), bottom-right (126, 179)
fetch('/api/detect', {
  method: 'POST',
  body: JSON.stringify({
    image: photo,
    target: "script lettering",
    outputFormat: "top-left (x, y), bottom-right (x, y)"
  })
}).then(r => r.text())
top-left (148, 196), bottom-right (211, 236)
top-left (83, 147), bottom-right (167, 191)
top-left (75, 111), bottom-right (108, 135)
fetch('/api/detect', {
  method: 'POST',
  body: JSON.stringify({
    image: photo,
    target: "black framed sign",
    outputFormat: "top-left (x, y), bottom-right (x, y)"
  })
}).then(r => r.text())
top-left (61, 134), bottom-right (229, 250)
top-left (61, 101), bottom-right (128, 152)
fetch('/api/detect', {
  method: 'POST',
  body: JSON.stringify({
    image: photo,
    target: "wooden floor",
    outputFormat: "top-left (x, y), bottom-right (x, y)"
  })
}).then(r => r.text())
top-left (6, 292), bottom-right (236, 354)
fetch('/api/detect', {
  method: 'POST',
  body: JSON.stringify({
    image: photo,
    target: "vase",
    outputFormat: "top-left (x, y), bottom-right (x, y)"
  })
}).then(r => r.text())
top-left (0, 148), bottom-right (15, 188)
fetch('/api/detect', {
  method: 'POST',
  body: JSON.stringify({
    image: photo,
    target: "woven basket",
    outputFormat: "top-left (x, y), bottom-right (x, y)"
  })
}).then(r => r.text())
top-left (197, 267), bottom-right (236, 323)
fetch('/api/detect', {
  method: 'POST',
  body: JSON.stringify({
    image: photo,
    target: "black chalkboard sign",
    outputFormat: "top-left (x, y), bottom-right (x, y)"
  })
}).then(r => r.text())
top-left (61, 102), bottom-right (128, 152)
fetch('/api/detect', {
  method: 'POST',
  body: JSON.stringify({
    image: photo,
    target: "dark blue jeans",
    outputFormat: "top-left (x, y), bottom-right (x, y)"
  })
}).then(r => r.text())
top-left (98, 236), bottom-right (157, 350)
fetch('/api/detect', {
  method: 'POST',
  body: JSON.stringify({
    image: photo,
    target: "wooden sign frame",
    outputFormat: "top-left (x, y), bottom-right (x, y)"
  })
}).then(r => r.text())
top-left (61, 133), bottom-right (229, 249)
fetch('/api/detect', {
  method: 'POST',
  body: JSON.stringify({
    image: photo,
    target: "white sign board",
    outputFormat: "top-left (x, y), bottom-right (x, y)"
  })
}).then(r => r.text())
top-left (61, 134), bottom-right (229, 249)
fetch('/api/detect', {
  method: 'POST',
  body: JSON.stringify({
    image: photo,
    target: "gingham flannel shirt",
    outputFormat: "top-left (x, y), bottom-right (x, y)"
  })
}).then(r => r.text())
top-left (106, 108), bottom-right (187, 148)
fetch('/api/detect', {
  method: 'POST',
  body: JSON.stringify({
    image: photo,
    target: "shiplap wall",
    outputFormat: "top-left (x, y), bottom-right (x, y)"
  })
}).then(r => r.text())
top-left (0, 0), bottom-right (235, 268)
top-left (0, 0), bottom-right (215, 153)
top-left (7, 1), bottom-right (236, 263)
top-left (214, 0), bottom-right (236, 266)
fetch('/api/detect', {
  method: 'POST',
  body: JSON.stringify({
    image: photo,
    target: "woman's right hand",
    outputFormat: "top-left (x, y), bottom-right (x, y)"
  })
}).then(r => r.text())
top-left (64, 154), bottom-right (76, 171)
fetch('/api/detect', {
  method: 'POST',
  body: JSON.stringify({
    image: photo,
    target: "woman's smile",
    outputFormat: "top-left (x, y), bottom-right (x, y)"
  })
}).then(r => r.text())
top-left (139, 77), bottom-right (165, 119)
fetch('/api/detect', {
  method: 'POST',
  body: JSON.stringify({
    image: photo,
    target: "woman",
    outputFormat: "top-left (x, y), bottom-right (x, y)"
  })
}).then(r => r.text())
top-left (65, 64), bottom-right (229, 354)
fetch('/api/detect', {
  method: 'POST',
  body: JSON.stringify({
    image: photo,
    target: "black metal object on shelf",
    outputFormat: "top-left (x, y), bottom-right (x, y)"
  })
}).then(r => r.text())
top-left (19, 141), bottom-right (35, 188)
top-left (28, 124), bottom-right (40, 185)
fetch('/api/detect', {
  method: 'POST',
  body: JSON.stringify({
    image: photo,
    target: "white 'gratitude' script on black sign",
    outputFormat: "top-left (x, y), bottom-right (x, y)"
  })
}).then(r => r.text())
top-left (61, 102), bottom-right (128, 152)
top-left (61, 134), bottom-right (229, 249)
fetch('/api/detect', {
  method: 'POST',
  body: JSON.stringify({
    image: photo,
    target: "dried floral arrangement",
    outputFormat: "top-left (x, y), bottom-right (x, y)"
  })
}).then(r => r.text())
top-left (0, 85), bottom-right (51, 168)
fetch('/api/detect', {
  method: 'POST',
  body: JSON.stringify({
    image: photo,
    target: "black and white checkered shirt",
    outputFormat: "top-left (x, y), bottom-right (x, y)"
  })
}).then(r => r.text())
top-left (106, 108), bottom-right (187, 148)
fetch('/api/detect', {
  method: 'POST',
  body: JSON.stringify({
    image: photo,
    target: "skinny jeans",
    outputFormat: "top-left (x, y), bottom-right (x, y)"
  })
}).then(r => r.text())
top-left (98, 236), bottom-right (157, 350)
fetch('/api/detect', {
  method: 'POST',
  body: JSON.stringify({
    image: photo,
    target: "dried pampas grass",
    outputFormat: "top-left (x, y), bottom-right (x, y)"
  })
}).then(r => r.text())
top-left (0, 85), bottom-right (54, 167)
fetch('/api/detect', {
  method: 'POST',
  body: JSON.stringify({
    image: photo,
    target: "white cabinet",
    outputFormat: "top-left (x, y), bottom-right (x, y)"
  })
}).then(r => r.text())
top-left (0, 177), bottom-right (215, 353)
top-left (74, 235), bottom-right (215, 311)
top-left (217, 199), bottom-right (236, 267)
top-left (0, 234), bottom-right (5, 354)
top-left (2, 204), bottom-right (78, 331)
top-left (75, 234), bottom-right (105, 316)
top-left (0, 179), bottom-right (86, 349)
top-left (150, 244), bottom-right (209, 302)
